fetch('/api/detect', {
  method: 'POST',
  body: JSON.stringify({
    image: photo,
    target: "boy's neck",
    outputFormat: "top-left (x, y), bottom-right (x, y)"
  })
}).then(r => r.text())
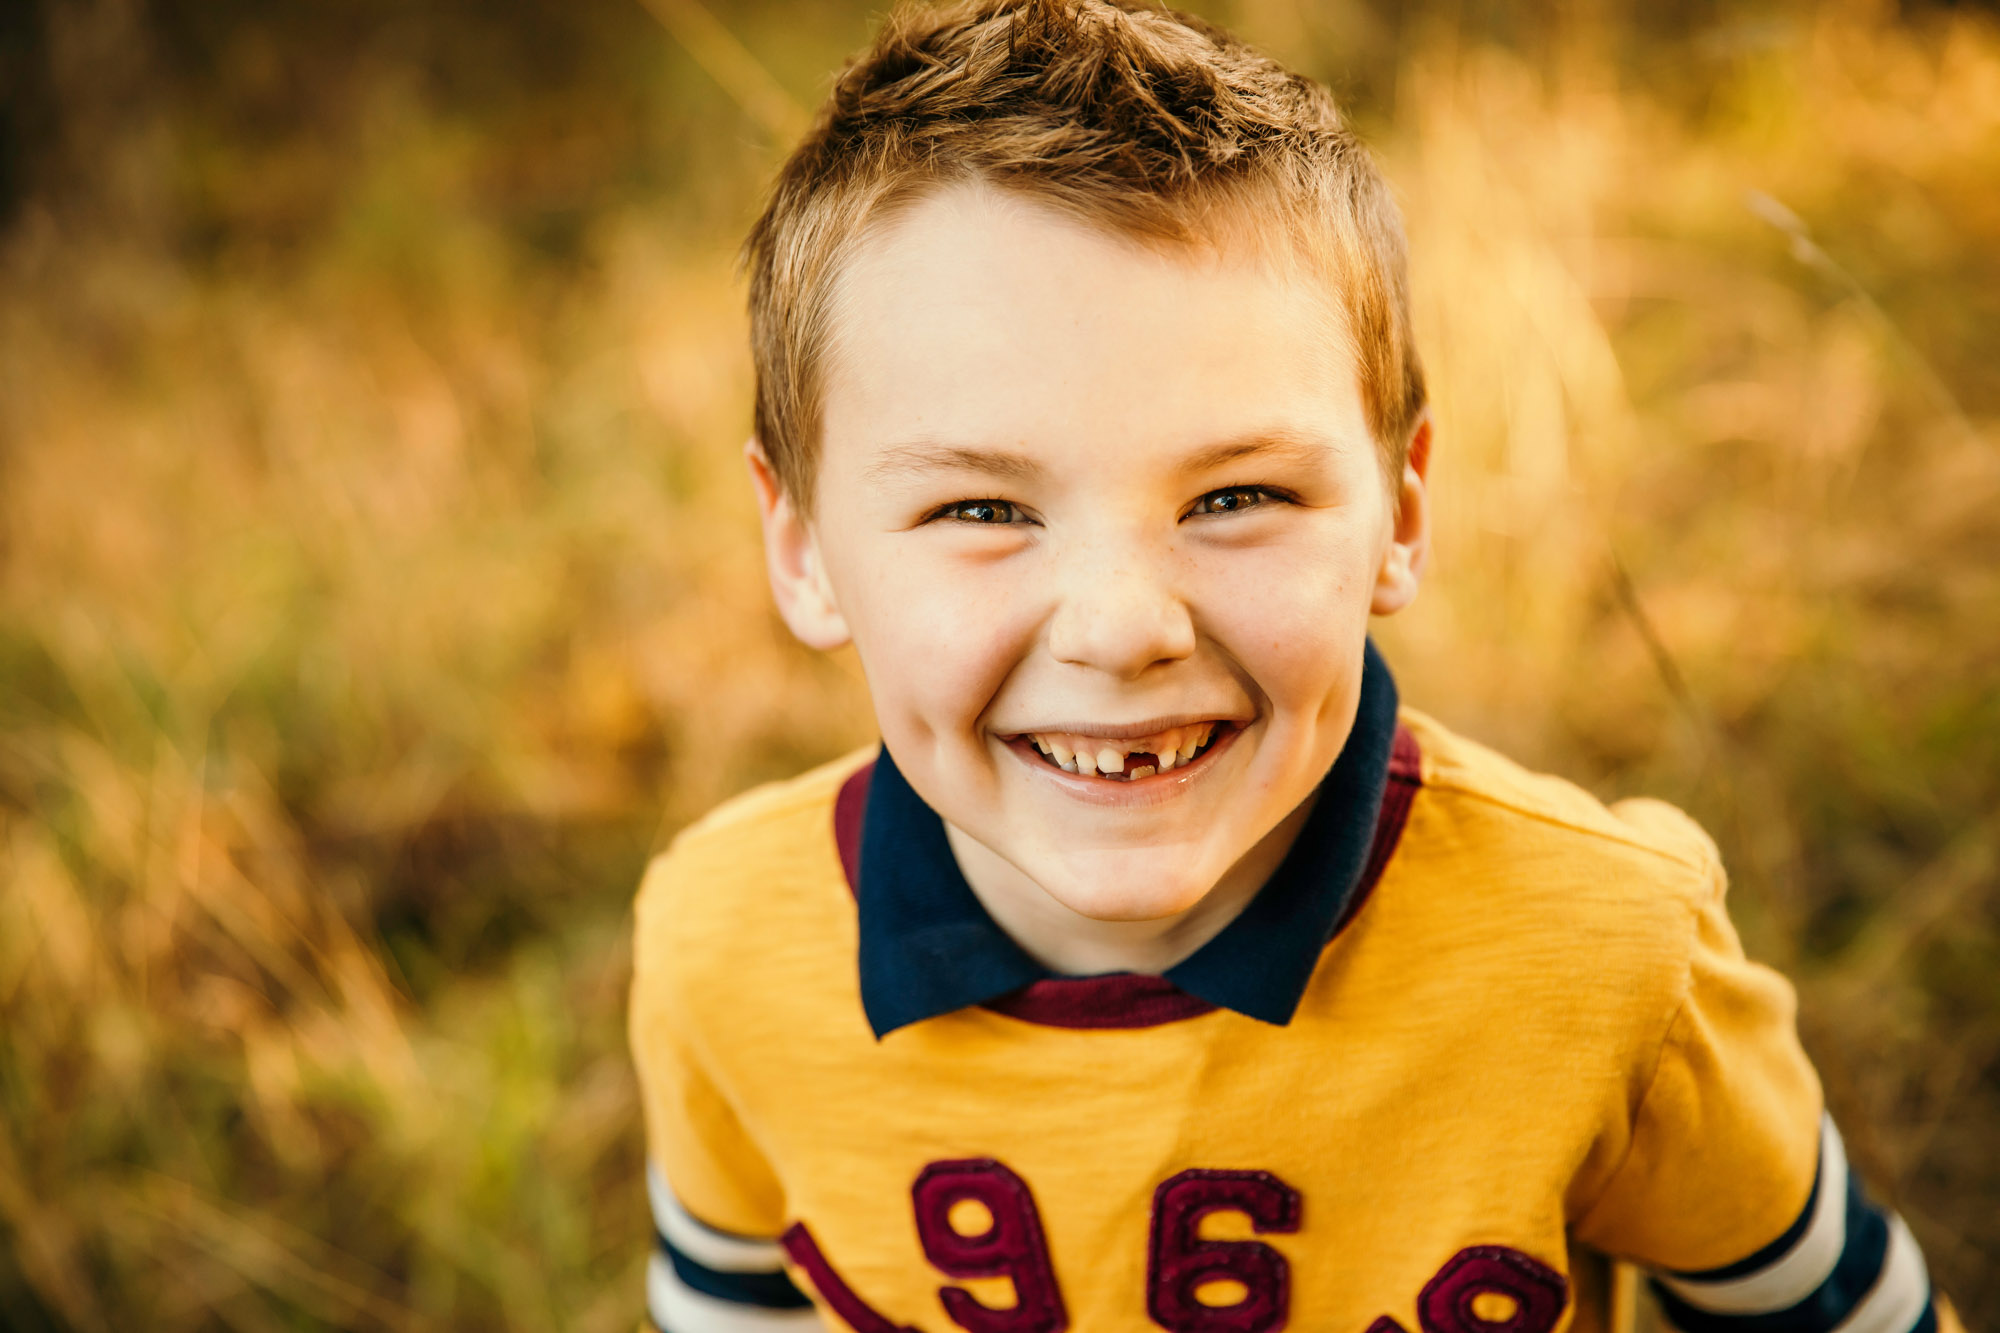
top-left (941, 786), bottom-right (1324, 978)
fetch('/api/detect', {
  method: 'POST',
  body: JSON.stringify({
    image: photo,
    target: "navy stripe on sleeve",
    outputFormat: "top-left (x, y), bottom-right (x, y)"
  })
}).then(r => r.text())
top-left (659, 1232), bottom-right (814, 1309)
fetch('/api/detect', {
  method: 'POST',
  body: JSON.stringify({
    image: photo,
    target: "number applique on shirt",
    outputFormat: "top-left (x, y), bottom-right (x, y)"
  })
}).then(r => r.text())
top-left (1366, 1246), bottom-right (1569, 1333)
top-left (1147, 1169), bottom-right (1303, 1333)
top-left (777, 1160), bottom-right (1567, 1333)
top-left (912, 1159), bottom-right (1069, 1333)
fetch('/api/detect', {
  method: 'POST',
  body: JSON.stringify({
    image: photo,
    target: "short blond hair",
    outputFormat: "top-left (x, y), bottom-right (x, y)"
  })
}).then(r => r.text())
top-left (744, 0), bottom-right (1426, 509)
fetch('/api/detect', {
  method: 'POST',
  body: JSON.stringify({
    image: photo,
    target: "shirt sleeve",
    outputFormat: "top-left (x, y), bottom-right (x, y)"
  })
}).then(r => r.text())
top-left (1573, 853), bottom-right (1945, 1333)
top-left (630, 855), bottom-right (821, 1333)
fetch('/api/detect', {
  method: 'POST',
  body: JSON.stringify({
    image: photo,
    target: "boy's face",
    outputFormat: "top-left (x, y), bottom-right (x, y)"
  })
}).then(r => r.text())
top-left (752, 183), bottom-right (1428, 930)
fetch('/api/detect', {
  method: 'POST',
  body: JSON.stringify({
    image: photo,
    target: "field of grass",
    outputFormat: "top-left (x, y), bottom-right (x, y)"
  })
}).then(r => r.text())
top-left (1, 0), bottom-right (1995, 1328)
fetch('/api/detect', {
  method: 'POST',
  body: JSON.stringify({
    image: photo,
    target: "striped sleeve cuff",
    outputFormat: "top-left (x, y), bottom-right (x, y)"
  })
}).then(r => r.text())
top-left (645, 1163), bottom-right (820, 1333)
top-left (1651, 1115), bottom-right (1936, 1333)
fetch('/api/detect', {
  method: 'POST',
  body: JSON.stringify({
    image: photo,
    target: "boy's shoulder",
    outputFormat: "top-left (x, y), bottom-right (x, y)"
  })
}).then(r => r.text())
top-left (1353, 710), bottom-right (1743, 1067)
top-left (1393, 705), bottom-right (1727, 931)
top-left (632, 746), bottom-right (872, 992)
top-left (1401, 706), bottom-right (1720, 872)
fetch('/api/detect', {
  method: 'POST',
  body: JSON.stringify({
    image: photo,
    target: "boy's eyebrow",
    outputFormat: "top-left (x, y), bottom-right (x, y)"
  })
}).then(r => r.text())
top-left (1180, 428), bottom-right (1341, 473)
top-left (864, 442), bottom-right (1046, 485)
top-left (863, 428), bottom-right (1341, 484)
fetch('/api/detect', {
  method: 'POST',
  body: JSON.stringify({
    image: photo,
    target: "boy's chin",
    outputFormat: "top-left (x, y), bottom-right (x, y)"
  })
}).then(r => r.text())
top-left (1027, 856), bottom-right (1220, 925)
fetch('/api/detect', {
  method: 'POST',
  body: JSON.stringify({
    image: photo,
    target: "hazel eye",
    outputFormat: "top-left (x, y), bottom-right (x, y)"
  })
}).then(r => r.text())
top-left (1188, 487), bottom-right (1277, 516)
top-left (943, 500), bottom-right (1019, 524)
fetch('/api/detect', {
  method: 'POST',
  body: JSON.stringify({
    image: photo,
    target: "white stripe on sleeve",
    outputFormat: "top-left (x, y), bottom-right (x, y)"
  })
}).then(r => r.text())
top-left (647, 1252), bottom-right (823, 1333)
top-left (1656, 1113), bottom-right (1850, 1314)
top-left (648, 1162), bottom-right (791, 1273)
top-left (1829, 1215), bottom-right (1931, 1333)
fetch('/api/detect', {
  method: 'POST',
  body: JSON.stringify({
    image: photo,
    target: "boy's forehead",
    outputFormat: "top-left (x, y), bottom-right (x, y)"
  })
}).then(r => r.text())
top-left (820, 183), bottom-right (1367, 478)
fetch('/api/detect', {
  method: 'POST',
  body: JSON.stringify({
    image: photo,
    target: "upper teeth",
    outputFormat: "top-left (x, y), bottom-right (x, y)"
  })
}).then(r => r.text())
top-left (1024, 723), bottom-right (1217, 776)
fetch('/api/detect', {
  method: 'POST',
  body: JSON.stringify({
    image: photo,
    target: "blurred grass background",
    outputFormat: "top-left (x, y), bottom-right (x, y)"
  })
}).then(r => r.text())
top-left (0, 0), bottom-right (1995, 1327)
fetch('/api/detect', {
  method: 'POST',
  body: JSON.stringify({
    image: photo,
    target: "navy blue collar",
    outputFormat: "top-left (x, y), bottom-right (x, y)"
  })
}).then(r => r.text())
top-left (855, 641), bottom-right (1404, 1038)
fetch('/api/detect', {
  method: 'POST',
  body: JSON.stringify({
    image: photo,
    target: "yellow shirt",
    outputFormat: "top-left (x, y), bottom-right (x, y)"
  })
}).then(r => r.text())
top-left (630, 679), bottom-right (1946, 1333)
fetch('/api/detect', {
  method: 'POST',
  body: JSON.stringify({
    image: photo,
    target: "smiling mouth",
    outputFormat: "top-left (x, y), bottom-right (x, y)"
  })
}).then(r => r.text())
top-left (1011, 722), bottom-right (1229, 781)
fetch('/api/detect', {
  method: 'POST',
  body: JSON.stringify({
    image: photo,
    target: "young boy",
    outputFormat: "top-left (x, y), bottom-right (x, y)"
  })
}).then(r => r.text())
top-left (628, 2), bottom-right (1958, 1331)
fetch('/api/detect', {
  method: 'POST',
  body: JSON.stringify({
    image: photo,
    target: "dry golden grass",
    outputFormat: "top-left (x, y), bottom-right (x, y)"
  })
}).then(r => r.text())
top-left (0, 0), bottom-right (1994, 1327)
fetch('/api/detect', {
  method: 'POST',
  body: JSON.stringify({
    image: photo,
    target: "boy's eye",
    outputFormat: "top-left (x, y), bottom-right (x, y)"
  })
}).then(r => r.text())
top-left (1188, 487), bottom-right (1279, 516)
top-left (940, 500), bottom-right (1020, 524)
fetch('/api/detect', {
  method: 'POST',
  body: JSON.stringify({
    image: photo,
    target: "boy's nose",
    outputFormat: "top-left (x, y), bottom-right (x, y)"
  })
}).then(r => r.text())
top-left (1044, 545), bottom-right (1197, 679)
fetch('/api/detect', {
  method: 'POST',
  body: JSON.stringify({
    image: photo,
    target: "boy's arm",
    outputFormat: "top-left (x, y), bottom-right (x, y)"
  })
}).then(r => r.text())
top-left (1573, 822), bottom-right (1957, 1333)
top-left (630, 857), bottom-right (827, 1333)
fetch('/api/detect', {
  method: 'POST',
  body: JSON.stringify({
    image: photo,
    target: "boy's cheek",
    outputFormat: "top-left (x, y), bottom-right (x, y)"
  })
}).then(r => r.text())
top-left (845, 578), bottom-right (1036, 744)
top-left (1192, 546), bottom-right (1375, 666)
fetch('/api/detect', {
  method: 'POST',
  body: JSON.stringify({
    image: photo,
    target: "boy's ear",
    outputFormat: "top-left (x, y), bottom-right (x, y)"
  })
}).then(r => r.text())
top-left (1371, 412), bottom-right (1433, 617)
top-left (745, 439), bottom-right (852, 650)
